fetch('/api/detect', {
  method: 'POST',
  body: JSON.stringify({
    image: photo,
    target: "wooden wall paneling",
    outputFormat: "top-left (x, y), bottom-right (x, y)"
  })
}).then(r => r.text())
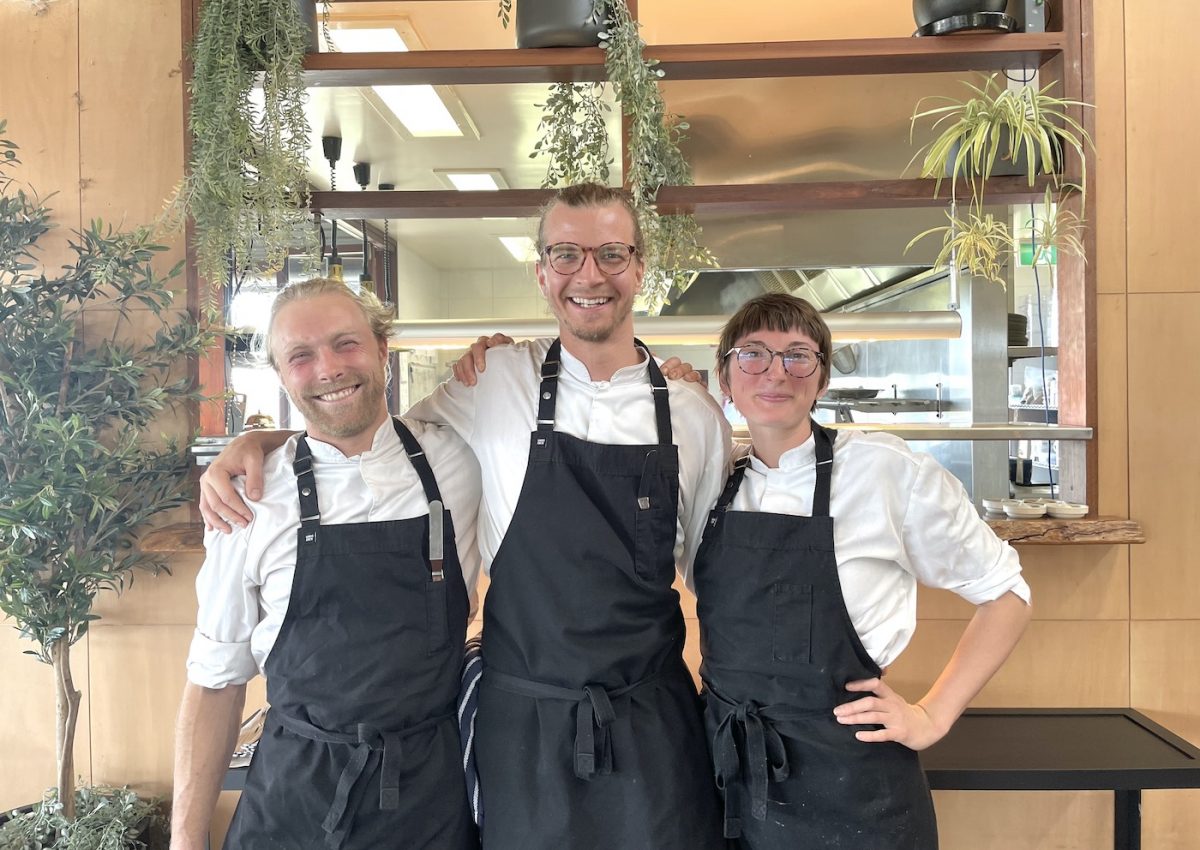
top-left (639, 1), bottom-right (917, 43)
top-left (87, 624), bottom-right (193, 794)
top-left (1131, 621), bottom-right (1200, 747)
top-left (1123, 0), bottom-right (1197, 294)
top-left (1096, 294), bottom-right (1129, 517)
top-left (90, 554), bottom-right (203, 627)
top-left (1140, 789), bottom-right (1200, 850)
top-left (1127, 293), bottom-right (1200, 619)
top-left (0, 623), bottom-right (93, 810)
top-left (1092, 0), bottom-right (1127, 296)
top-left (932, 789), bottom-right (1112, 850)
top-left (917, 544), bottom-right (1128, 622)
top-left (887, 620), bottom-right (1129, 707)
top-left (0, 0), bottom-right (82, 267)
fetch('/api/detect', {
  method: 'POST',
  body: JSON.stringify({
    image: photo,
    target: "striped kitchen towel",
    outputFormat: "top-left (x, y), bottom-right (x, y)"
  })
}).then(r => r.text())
top-left (457, 633), bottom-right (484, 828)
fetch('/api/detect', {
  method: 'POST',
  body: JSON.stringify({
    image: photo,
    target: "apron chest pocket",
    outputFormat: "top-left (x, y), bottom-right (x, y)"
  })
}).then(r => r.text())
top-left (633, 506), bottom-right (676, 584)
top-left (771, 582), bottom-right (813, 664)
top-left (425, 580), bottom-right (450, 654)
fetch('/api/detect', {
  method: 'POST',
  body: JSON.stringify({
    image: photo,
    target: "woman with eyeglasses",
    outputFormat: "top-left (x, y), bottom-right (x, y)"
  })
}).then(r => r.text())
top-left (694, 293), bottom-right (1032, 849)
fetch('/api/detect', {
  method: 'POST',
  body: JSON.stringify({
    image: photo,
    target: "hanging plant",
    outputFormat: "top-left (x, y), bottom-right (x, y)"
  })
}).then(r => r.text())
top-left (178, 0), bottom-right (317, 297)
top-left (507, 0), bottom-right (716, 312)
top-left (906, 74), bottom-right (1094, 282)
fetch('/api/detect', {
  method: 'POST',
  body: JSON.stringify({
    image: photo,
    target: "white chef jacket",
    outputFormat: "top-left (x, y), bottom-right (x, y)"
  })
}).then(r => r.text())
top-left (729, 430), bottom-right (1031, 668)
top-left (405, 338), bottom-right (732, 589)
top-left (186, 418), bottom-right (483, 689)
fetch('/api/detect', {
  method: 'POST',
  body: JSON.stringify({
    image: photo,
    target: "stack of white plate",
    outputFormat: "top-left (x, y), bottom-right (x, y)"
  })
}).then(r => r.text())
top-left (1045, 501), bottom-right (1089, 518)
top-left (1003, 499), bottom-right (1047, 519)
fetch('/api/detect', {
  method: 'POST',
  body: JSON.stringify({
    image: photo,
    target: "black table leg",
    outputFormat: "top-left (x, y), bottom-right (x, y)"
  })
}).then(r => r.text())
top-left (1114, 789), bottom-right (1140, 850)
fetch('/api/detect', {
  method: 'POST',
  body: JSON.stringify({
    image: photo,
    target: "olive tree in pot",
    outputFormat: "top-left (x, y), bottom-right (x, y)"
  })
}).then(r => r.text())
top-left (0, 122), bottom-right (209, 847)
top-left (503, 0), bottom-right (715, 311)
top-left (906, 74), bottom-right (1093, 284)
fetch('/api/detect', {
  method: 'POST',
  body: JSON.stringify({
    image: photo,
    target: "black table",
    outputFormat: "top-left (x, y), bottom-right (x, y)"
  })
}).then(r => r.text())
top-left (220, 707), bottom-right (1200, 849)
top-left (922, 708), bottom-right (1200, 850)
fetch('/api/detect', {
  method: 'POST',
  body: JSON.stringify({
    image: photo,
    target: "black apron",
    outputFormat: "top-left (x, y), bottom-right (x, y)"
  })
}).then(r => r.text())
top-left (474, 339), bottom-right (726, 850)
top-left (693, 422), bottom-right (938, 850)
top-left (224, 418), bottom-right (477, 850)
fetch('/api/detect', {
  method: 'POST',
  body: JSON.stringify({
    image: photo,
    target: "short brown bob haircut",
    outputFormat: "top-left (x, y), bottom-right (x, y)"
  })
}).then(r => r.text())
top-left (716, 293), bottom-right (833, 408)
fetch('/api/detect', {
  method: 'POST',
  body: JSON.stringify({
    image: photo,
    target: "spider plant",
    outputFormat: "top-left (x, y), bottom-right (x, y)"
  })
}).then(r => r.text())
top-left (907, 208), bottom-right (1014, 285)
top-left (909, 74), bottom-right (1094, 203)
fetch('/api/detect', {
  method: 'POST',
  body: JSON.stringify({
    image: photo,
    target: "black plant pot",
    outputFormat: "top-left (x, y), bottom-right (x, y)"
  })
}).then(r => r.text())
top-left (944, 126), bottom-right (1062, 181)
top-left (295, 0), bottom-right (319, 53)
top-left (913, 0), bottom-right (1007, 27)
top-left (516, 0), bottom-right (604, 48)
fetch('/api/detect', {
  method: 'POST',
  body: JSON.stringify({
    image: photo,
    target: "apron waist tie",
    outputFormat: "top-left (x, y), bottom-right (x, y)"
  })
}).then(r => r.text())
top-left (274, 708), bottom-right (451, 850)
top-left (485, 669), bottom-right (661, 781)
top-left (706, 684), bottom-right (799, 839)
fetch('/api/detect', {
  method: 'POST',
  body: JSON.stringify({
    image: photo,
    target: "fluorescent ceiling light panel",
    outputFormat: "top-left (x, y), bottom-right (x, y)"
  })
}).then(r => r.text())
top-left (447, 173), bottom-right (501, 191)
top-left (328, 27), bottom-right (463, 138)
top-left (499, 237), bottom-right (539, 263)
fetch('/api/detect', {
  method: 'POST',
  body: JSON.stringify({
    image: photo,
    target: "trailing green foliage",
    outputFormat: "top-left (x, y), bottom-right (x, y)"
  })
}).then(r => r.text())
top-left (906, 74), bottom-right (1094, 282)
top-left (511, 1), bottom-right (715, 311)
top-left (0, 786), bottom-right (165, 850)
top-left (178, 0), bottom-right (316, 296)
top-left (0, 123), bottom-right (212, 824)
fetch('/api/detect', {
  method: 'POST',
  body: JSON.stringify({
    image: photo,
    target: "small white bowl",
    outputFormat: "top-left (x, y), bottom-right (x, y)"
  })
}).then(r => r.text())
top-left (1004, 501), bottom-right (1047, 519)
top-left (982, 498), bottom-right (1005, 512)
top-left (1046, 502), bottom-right (1088, 519)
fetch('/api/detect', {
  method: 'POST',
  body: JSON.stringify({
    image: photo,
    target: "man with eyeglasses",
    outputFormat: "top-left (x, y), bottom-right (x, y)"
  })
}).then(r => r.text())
top-left (198, 183), bottom-right (731, 849)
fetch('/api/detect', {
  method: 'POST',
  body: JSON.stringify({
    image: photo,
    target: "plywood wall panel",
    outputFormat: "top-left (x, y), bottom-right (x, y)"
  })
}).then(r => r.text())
top-left (0, 0), bottom-right (81, 267)
top-left (90, 554), bottom-right (202, 627)
top-left (1131, 621), bottom-right (1200, 747)
top-left (1123, 0), bottom-right (1198, 294)
top-left (1093, 0), bottom-right (1127, 296)
top-left (1127, 293), bottom-right (1200, 619)
top-left (887, 620), bottom-right (1129, 707)
top-left (918, 544), bottom-right (1128, 622)
top-left (640, 0), bottom-right (916, 43)
top-left (933, 789), bottom-right (1112, 850)
top-left (1141, 789), bottom-right (1200, 850)
top-left (87, 624), bottom-right (192, 795)
top-left (0, 622), bottom-right (92, 811)
top-left (1097, 294), bottom-right (1129, 517)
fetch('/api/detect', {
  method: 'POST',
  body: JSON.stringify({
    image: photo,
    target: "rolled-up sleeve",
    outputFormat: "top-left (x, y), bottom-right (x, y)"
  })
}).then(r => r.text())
top-left (900, 454), bottom-right (1031, 606)
top-left (186, 525), bottom-right (262, 688)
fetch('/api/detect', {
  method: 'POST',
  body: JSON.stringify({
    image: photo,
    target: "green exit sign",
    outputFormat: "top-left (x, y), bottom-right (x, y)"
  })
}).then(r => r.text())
top-left (1020, 241), bottom-right (1058, 266)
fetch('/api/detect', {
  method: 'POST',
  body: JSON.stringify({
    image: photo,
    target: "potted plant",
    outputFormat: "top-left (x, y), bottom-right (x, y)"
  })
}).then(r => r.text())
top-left (913, 1), bottom-right (1008, 29)
top-left (177, 0), bottom-right (317, 295)
top-left (906, 74), bottom-right (1093, 284)
top-left (503, 0), bottom-right (715, 311)
top-left (0, 122), bottom-right (210, 844)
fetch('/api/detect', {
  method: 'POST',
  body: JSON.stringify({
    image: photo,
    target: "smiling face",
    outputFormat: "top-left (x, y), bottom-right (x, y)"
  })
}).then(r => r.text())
top-left (271, 292), bottom-right (390, 454)
top-left (535, 201), bottom-right (644, 348)
top-left (720, 326), bottom-right (830, 446)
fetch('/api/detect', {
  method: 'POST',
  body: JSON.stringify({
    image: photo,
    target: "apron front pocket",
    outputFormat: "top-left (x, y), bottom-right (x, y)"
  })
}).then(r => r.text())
top-left (634, 505), bottom-right (676, 584)
top-left (425, 580), bottom-right (450, 655)
top-left (771, 582), bottom-right (813, 664)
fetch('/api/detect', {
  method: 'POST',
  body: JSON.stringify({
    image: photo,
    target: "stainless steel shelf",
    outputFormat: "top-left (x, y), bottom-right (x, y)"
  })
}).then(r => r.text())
top-left (1008, 346), bottom-right (1058, 362)
top-left (733, 423), bottom-right (1092, 442)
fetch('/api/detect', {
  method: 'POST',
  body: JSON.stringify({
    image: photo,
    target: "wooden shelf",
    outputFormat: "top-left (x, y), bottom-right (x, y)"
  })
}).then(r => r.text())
top-left (311, 174), bottom-right (1064, 219)
top-left (301, 33), bottom-right (1067, 87)
top-left (986, 517), bottom-right (1145, 545)
top-left (143, 516), bottom-right (1144, 554)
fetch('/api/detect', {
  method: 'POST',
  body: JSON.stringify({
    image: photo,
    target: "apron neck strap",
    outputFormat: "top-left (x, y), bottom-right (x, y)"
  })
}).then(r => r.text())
top-left (812, 421), bottom-right (836, 518)
top-left (293, 435), bottom-right (321, 528)
top-left (293, 419), bottom-right (447, 526)
top-left (714, 420), bottom-right (837, 515)
top-left (536, 338), bottom-right (674, 446)
top-left (389, 417), bottom-right (444, 505)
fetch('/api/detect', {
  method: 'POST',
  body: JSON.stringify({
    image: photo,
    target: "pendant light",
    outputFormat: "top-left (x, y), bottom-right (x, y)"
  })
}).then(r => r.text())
top-left (322, 135), bottom-right (343, 281)
top-left (353, 161), bottom-right (374, 295)
top-left (378, 182), bottom-right (394, 308)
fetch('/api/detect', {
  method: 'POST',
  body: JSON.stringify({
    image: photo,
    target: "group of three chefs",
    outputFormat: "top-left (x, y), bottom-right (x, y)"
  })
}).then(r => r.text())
top-left (171, 182), bottom-right (1031, 850)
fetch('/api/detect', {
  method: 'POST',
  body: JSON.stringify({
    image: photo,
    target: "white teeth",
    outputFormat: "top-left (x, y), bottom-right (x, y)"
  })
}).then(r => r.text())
top-left (317, 386), bottom-right (357, 402)
top-left (570, 297), bottom-right (611, 307)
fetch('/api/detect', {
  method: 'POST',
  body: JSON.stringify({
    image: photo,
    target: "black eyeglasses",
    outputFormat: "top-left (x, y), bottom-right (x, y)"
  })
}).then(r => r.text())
top-left (723, 343), bottom-right (824, 379)
top-left (542, 242), bottom-right (638, 275)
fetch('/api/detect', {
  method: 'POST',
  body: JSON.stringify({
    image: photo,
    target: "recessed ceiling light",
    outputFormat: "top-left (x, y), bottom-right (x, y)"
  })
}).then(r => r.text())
top-left (499, 237), bottom-right (539, 263)
top-left (434, 170), bottom-right (509, 191)
top-left (327, 27), bottom-right (463, 138)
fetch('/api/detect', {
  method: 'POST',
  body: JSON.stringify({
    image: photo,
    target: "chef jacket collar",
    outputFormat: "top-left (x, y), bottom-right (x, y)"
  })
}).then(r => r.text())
top-left (558, 340), bottom-right (650, 386)
top-left (748, 431), bottom-right (816, 473)
top-left (301, 417), bottom-right (404, 464)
